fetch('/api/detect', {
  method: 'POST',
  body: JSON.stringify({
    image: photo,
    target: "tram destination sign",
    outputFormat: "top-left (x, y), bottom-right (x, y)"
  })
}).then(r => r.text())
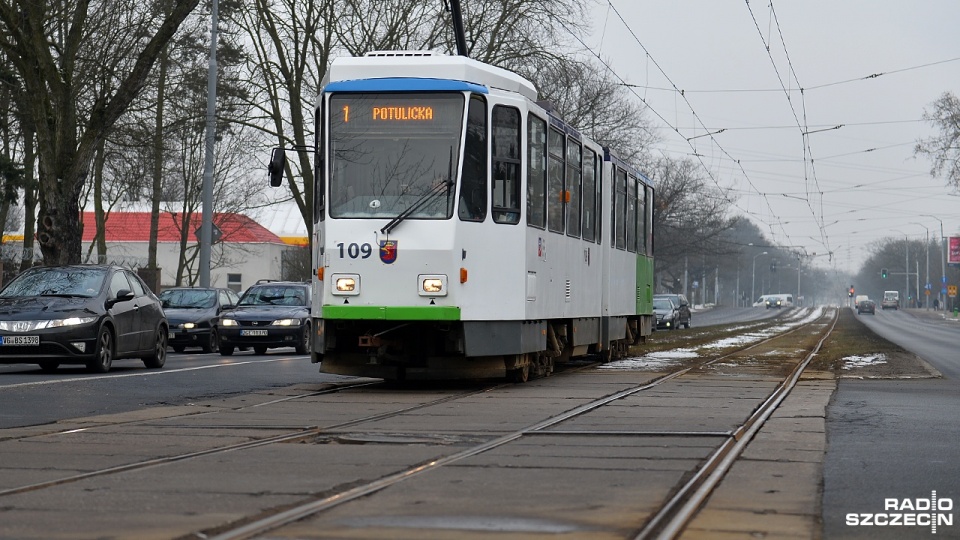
top-left (331, 94), bottom-right (464, 132)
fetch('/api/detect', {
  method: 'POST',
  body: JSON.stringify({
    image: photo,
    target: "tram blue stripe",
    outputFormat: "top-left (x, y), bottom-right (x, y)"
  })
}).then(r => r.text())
top-left (324, 78), bottom-right (488, 94)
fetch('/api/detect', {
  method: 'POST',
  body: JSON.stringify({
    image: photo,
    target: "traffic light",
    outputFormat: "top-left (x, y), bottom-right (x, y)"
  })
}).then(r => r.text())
top-left (848, 286), bottom-right (855, 298)
top-left (881, 268), bottom-right (888, 279)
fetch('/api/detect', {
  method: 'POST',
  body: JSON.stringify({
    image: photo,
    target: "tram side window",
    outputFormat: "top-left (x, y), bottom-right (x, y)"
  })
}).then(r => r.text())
top-left (626, 175), bottom-right (637, 253)
top-left (547, 127), bottom-right (565, 234)
top-left (459, 95), bottom-right (488, 222)
top-left (565, 139), bottom-right (582, 238)
top-left (526, 115), bottom-right (547, 229)
top-left (615, 168), bottom-right (627, 250)
top-left (492, 106), bottom-right (521, 224)
top-left (582, 149), bottom-right (597, 242)
top-left (314, 102), bottom-right (325, 222)
top-left (645, 185), bottom-right (655, 255)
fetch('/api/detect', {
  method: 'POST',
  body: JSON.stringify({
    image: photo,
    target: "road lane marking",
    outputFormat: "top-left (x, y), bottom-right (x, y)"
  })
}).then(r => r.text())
top-left (0, 357), bottom-right (301, 389)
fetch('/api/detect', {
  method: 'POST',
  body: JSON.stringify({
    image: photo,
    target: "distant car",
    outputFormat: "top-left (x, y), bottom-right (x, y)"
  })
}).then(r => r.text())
top-left (856, 300), bottom-right (876, 315)
top-left (653, 298), bottom-right (681, 330)
top-left (764, 293), bottom-right (794, 309)
top-left (159, 287), bottom-right (240, 353)
top-left (218, 281), bottom-right (311, 355)
top-left (653, 293), bottom-right (691, 328)
top-left (0, 265), bottom-right (167, 373)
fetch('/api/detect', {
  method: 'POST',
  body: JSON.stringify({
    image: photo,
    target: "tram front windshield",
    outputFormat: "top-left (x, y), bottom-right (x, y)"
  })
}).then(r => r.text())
top-left (329, 93), bottom-right (465, 219)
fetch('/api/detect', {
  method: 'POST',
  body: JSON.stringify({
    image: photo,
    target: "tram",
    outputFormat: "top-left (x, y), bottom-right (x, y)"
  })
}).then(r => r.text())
top-left (270, 51), bottom-right (655, 381)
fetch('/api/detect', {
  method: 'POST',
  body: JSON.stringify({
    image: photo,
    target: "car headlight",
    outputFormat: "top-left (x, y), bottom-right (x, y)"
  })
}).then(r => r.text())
top-left (182, 322), bottom-right (196, 329)
top-left (271, 319), bottom-right (301, 326)
top-left (32, 317), bottom-right (98, 330)
top-left (221, 319), bottom-right (238, 326)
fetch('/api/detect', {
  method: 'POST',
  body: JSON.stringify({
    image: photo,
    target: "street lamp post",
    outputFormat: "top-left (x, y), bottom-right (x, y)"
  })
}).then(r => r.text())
top-left (911, 223), bottom-right (930, 308)
top-left (751, 251), bottom-right (768, 306)
top-left (922, 215), bottom-right (946, 310)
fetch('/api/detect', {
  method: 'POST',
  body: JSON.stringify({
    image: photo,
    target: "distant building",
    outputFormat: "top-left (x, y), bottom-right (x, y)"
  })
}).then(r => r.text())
top-left (1, 210), bottom-right (307, 293)
top-left (82, 211), bottom-right (306, 292)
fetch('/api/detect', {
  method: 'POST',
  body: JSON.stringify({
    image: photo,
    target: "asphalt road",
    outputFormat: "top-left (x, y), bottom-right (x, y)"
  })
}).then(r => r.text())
top-left (0, 348), bottom-right (349, 429)
top-left (823, 308), bottom-right (960, 539)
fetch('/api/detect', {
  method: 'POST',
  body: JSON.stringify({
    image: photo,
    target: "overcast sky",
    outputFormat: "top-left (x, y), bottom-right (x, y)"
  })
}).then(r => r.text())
top-left (582, 1), bottom-right (960, 275)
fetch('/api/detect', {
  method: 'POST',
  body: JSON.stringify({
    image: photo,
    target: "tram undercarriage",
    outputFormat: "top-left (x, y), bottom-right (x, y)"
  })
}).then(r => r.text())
top-left (313, 315), bottom-right (651, 381)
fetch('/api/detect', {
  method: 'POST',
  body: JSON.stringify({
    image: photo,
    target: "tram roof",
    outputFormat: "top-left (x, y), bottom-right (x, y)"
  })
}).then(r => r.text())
top-left (324, 51), bottom-right (538, 102)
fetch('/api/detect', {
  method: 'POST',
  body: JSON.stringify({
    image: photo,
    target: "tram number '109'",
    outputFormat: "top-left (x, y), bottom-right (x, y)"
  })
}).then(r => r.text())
top-left (337, 242), bottom-right (373, 259)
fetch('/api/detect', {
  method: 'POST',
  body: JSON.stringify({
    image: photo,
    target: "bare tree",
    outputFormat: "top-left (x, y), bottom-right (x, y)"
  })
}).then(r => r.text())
top-left (648, 156), bottom-right (738, 282)
top-left (0, 0), bottom-right (200, 265)
top-left (531, 56), bottom-right (658, 165)
top-left (916, 91), bottom-right (960, 191)
top-left (229, 0), bottom-right (335, 253)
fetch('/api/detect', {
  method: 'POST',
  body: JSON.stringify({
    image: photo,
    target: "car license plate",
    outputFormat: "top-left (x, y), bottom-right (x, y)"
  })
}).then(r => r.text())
top-left (0, 335), bottom-right (40, 346)
top-left (240, 329), bottom-right (268, 336)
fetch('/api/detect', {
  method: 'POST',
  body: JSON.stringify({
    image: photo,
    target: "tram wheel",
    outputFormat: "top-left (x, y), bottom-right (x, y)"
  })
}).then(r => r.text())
top-left (510, 364), bottom-right (530, 383)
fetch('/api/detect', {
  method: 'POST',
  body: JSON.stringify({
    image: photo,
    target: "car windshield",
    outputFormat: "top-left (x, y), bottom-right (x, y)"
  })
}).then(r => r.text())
top-left (239, 286), bottom-right (305, 306)
top-left (653, 299), bottom-right (673, 310)
top-left (159, 289), bottom-right (216, 309)
top-left (0, 267), bottom-right (106, 298)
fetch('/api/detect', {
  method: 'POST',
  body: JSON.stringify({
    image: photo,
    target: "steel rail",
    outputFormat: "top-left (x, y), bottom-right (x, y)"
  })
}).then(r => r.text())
top-left (204, 308), bottom-right (831, 540)
top-left (635, 308), bottom-right (839, 539)
top-left (0, 381), bottom-right (502, 498)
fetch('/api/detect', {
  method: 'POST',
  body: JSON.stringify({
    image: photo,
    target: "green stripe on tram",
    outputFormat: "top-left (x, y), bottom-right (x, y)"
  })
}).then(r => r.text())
top-left (322, 305), bottom-right (461, 321)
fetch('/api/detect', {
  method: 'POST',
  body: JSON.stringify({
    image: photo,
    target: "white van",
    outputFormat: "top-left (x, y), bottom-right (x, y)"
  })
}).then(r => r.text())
top-left (882, 291), bottom-right (899, 310)
top-left (855, 295), bottom-right (869, 305)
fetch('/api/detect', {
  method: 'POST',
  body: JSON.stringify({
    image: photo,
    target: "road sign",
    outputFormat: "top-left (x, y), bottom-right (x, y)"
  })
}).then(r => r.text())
top-left (949, 285), bottom-right (958, 298)
top-left (194, 223), bottom-right (223, 244)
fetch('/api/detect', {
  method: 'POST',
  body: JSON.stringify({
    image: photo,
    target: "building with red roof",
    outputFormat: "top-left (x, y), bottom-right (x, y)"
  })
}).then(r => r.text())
top-left (74, 210), bottom-right (302, 292)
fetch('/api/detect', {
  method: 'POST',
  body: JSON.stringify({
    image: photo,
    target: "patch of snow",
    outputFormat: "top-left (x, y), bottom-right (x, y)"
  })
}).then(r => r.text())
top-left (842, 354), bottom-right (887, 369)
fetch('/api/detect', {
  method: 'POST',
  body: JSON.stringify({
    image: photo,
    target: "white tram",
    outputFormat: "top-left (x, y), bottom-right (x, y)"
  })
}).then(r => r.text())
top-left (282, 51), bottom-right (655, 381)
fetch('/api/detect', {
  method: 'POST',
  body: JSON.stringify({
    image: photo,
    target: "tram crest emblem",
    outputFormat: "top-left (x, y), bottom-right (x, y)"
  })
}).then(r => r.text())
top-left (379, 240), bottom-right (398, 264)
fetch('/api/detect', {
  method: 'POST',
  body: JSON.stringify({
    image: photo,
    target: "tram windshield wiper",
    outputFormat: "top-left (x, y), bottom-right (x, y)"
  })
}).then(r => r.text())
top-left (381, 146), bottom-right (455, 235)
top-left (380, 178), bottom-right (453, 235)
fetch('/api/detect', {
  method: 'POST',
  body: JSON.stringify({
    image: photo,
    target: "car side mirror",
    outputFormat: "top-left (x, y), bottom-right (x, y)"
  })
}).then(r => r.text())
top-left (268, 148), bottom-right (286, 187)
top-left (107, 289), bottom-right (135, 308)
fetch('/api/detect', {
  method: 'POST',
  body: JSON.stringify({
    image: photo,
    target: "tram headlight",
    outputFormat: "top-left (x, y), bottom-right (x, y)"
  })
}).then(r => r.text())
top-left (332, 274), bottom-right (360, 296)
top-left (418, 274), bottom-right (448, 297)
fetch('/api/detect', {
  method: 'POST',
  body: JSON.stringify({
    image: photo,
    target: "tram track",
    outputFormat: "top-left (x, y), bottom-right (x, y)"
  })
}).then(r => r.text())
top-left (0, 379), bottom-right (499, 497)
top-left (192, 307), bottom-right (836, 540)
top-left (0, 307), bottom-right (834, 539)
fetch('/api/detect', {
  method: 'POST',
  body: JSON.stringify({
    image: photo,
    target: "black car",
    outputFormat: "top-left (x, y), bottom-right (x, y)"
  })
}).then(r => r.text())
top-left (218, 281), bottom-right (311, 355)
top-left (0, 265), bottom-right (167, 373)
top-left (159, 287), bottom-right (240, 353)
top-left (653, 298), bottom-right (681, 330)
top-left (653, 293), bottom-right (691, 329)
top-left (857, 299), bottom-right (876, 315)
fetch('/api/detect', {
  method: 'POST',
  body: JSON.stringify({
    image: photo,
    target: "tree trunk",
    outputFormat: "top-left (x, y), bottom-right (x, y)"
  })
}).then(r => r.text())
top-left (20, 123), bottom-right (37, 272)
top-left (149, 46), bottom-right (169, 269)
top-left (92, 139), bottom-right (108, 263)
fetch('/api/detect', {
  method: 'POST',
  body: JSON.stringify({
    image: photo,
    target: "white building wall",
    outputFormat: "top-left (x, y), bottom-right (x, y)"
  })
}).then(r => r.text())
top-left (81, 241), bottom-right (290, 292)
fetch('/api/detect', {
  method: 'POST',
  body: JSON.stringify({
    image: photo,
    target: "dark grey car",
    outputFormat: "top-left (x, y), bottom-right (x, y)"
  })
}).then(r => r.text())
top-left (160, 287), bottom-right (240, 353)
top-left (653, 293), bottom-right (691, 329)
top-left (218, 282), bottom-right (311, 355)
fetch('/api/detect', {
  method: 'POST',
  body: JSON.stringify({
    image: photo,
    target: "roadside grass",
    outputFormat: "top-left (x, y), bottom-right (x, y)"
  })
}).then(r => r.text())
top-left (624, 307), bottom-right (933, 378)
top-left (809, 308), bottom-right (914, 372)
